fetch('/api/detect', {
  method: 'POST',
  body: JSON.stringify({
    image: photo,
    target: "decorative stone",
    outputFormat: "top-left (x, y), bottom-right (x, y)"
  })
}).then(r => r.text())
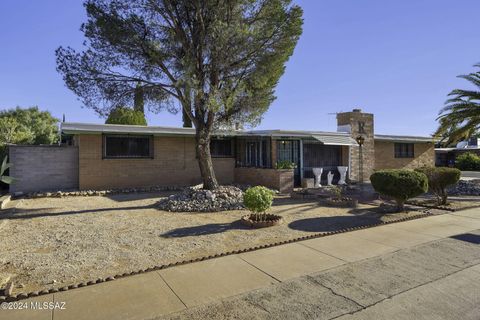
top-left (157, 186), bottom-right (244, 212)
top-left (0, 273), bottom-right (12, 289)
top-left (447, 179), bottom-right (480, 196)
top-left (3, 282), bottom-right (14, 296)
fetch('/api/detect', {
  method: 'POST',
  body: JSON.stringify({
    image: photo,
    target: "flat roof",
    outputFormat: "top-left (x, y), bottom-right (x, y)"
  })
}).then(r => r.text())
top-left (61, 123), bottom-right (434, 143)
top-left (435, 147), bottom-right (480, 152)
top-left (374, 134), bottom-right (434, 143)
top-left (61, 122), bottom-right (242, 137)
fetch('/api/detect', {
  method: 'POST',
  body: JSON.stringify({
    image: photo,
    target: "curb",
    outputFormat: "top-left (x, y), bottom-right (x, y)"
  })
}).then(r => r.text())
top-left (0, 210), bottom-right (433, 302)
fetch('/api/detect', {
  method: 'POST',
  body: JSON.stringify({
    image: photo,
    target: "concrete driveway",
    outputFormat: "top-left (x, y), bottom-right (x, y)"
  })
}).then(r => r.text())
top-left (461, 171), bottom-right (480, 180)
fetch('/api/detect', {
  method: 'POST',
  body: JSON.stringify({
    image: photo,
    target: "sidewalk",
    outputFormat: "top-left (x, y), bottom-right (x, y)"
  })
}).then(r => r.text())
top-left (2, 208), bottom-right (480, 320)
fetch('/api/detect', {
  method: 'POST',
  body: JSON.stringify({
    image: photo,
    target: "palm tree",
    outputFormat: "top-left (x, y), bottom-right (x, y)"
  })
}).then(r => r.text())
top-left (436, 64), bottom-right (480, 145)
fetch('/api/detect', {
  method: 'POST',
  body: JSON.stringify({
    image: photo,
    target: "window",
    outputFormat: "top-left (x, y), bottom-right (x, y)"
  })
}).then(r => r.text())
top-left (394, 143), bottom-right (414, 158)
top-left (236, 138), bottom-right (271, 168)
top-left (210, 139), bottom-right (233, 157)
top-left (104, 135), bottom-right (153, 158)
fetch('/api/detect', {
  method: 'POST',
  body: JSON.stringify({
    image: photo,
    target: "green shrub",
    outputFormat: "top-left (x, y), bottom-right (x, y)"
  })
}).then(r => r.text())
top-left (0, 156), bottom-right (14, 185)
top-left (243, 186), bottom-right (275, 220)
top-left (370, 169), bottom-right (428, 211)
top-left (415, 167), bottom-right (460, 205)
top-left (275, 160), bottom-right (296, 169)
top-left (455, 152), bottom-right (480, 171)
top-left (106, 106), bottom-right (147, 125)
top-left (329, 185), bottom-right (343, 199)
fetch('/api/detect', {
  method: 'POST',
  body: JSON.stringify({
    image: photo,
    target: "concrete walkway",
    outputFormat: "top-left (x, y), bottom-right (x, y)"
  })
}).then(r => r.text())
top-left (2, 208), bottom-right (480, 320)
top-left (461, 171), bottom-right (480, 180)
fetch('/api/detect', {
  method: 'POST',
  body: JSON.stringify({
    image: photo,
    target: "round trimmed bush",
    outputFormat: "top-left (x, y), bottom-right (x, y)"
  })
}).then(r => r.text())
top-left (370, 169), bottom-right (428, 211)
top-left (415, 166), bottom-right (460, 205)
top-left (243, 186), bottom-right (274, 213)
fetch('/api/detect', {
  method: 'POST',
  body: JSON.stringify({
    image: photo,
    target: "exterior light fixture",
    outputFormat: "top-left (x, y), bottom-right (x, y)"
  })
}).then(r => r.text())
top-left (356, 135), bottom-right (365, 146)
top-left (356, 135), bottom-right (365, 185)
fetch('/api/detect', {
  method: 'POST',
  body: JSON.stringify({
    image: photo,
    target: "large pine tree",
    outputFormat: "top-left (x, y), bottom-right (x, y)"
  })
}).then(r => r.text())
top-left (56, 0), bottom-right (303, 189)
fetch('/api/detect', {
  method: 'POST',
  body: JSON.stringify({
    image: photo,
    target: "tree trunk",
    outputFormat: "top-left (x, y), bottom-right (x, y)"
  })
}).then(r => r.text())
top-left (183, 108), bottom-right (192, 128)
top-left (395, 199), bottom-right (405, 212)
top-left (440, 188), bottom-right (448, 205)
top-left (195, 127), bottom-right (219, 190)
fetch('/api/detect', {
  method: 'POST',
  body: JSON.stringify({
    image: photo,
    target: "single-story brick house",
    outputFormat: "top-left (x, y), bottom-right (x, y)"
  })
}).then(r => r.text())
top-left (9, 109), bottom-right (435, 194)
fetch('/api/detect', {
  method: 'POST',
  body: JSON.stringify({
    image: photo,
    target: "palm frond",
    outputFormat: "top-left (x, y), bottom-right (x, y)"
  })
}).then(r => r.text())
top-left (436, 63), bottom-right (480, 144)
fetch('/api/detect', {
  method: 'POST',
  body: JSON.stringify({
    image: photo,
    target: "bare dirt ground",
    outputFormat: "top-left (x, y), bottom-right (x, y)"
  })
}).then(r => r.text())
top-left (0, 192), bottom-right (428, 294)
top-left (409, 195), bottom-right (480, 211)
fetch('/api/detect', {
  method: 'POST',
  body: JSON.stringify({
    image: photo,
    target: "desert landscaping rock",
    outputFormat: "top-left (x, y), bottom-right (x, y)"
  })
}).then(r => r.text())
top-left (23, 185), bottom-right (183, 199)
top-left (0, 273), bottom-right (12, 289)
top-left (157, 185), bottom-right (244, 212)
top-left (448, 179), bottom-right (480, 195)
top-left (3, 282), bottom-right (14, 296)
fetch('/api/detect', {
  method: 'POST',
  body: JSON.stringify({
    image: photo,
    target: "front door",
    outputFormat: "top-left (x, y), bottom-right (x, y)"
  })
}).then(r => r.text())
top-left (277, 140), bottom-right (301, 186)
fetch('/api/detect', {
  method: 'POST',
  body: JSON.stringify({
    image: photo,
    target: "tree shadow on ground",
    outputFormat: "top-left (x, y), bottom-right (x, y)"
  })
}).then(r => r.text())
top-left (288, 215), bottom-right (381, 233)
top-left (1, 204), bottom-right (156, 220)
top-left (161, 220), bottom-right (250, 238)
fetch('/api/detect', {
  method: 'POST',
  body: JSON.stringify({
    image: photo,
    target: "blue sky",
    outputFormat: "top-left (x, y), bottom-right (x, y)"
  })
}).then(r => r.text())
top-left (0, 0), bottom-right (479, 136)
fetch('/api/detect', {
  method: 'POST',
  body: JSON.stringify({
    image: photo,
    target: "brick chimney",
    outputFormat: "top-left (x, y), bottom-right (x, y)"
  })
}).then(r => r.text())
top-left (337, 109), bottom-right (375, 183)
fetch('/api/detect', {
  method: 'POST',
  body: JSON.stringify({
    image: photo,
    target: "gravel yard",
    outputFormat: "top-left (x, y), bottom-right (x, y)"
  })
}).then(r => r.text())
top-left (0, 192), bottom-right (426, 294)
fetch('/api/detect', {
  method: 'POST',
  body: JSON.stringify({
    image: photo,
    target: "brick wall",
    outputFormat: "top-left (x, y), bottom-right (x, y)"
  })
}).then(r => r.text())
top-left (9, 145), bottom-right (79, 193)
top-left (337, 110), bottom-right (375, 182)
top-left (374, 141), bottom-right (435, 170)
top-left (78, 135), bottom-right (235, 190)
top-left (234, 167), bottom-right (294, 194)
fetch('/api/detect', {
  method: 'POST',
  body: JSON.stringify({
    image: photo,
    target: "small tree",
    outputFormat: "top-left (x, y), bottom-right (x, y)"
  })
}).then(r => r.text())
top-left (0, 107), bottom-right (59, 145)
top-left (243, 186), bottom-right (275, 221)
top-left (370, 170), bottom-right (428, 211)
top-left (106, 106), bottom-right (147, 125)
top-left (415, 167), bottom-right (461, 205)
top-left (0, 106), bottom-right (59, 161)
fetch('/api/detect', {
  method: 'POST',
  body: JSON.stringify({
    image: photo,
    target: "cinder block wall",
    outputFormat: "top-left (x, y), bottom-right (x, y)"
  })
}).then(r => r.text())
top-left (374, 141), bottom-right (435, 170)
top-left (78, 135), bottom-right (235, 190)
top-left (9, 146), bottom-right (79, 193)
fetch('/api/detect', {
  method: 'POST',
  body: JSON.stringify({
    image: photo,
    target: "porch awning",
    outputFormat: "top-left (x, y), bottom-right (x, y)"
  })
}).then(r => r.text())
top-left (311, 135), bottom-right (358, 146)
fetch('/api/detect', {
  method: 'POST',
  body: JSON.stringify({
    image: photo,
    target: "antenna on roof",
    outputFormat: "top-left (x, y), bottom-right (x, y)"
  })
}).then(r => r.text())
top-left (62, 114), bottom-right (66, 122)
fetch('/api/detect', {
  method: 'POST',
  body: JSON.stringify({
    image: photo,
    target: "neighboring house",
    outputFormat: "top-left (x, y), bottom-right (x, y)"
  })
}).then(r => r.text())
top-left (9, 109), bottom-right (435, 193)
top-left (435, 137), bottom-right (480, 167)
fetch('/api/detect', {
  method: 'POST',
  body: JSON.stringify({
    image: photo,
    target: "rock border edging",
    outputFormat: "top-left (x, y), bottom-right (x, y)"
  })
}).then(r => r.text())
top-left (17, 186), bottom-right (184, 199)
